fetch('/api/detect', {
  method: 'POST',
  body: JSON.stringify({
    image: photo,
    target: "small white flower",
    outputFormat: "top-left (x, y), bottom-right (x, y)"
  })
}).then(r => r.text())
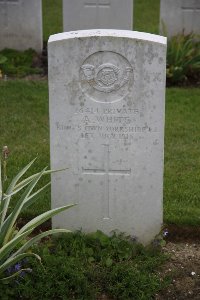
top-left (191, 271), bottom-right (196, 276)
top-left (163, 229), bottom-right (169, 237)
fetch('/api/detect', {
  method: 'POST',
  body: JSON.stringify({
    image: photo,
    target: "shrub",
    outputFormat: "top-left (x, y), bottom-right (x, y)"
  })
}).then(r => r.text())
top-left (167, 33), bottom-right (200, 85)
top-left (0, 54), bottom-right (7, 78)
top-left (0, 48), bottom-right (42, 77)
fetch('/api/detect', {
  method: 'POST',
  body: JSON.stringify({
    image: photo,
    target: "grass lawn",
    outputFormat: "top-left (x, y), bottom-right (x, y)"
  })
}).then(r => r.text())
top-left (164, 88), bottom-right (200, 225)
top-left (0, 81), bottom-right (200, 226)
top-left (0, 80), bottom-right (50, 216)
top-left (134, 0), bottom-right (160, 34)
top-left (42, 0), bottom-right (63, 42)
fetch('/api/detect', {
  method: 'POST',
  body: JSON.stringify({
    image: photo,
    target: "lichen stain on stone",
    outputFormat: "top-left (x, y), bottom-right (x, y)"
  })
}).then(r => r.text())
top-left (127, 99), bottom-right (132, 107)
top-left (146, 44), bottom-right (158, 65)
top-left (65, 79), bottom-right (80, 106)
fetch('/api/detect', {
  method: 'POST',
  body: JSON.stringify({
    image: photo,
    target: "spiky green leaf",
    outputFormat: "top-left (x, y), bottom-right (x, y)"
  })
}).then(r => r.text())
top-left (17, 204), bottom-right (76, 236)
top-left (0, 253), bottom-right (41, 275)
top-left (3, 167), bottom-right (47, 245)
top-left (12, 229), bottom-right (71, 258)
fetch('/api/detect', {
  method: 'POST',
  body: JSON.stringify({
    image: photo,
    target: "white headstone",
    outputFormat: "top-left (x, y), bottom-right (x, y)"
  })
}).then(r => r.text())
top-left (0, 0), bottom-right (42, 52)
top-left (63, 0), bottom-right (133, 31)
top-left (48, 30), bottom-right (166, 245)
top-left (160, 0), bottom-right (200, 37)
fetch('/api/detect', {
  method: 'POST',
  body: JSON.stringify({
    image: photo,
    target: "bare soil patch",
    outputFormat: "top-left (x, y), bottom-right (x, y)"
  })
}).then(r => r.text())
top-left (156, 225), bottom-right (200, 300)
top-left (156, 241), bottom-right (200, 300)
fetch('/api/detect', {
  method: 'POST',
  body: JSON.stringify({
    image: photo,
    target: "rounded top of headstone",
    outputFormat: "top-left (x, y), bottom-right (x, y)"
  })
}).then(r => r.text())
top-left (48, 29), bottom-right (167, 46)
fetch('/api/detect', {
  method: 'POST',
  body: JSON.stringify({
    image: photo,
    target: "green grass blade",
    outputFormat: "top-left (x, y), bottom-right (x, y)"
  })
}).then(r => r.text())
top-left (181, 38), bottom-right (192, 57)
top-left (185, 56), bottom-right (200, 68)
top-left (13, 167), bottom-right (68, 193)
top-left (21, 182), bottom-right (51, 212)
top-left (0, 229), bottom-right (32, 263)
top-left (0, 213), bottom-right (13, 246)
top-left (2, 171), bottom-right (48, 201)
top-left (1, 158), bottom-right (37, 227)
top-left (0, 160), bottom-right (2, 201)
top-left (6, 158), bottom-right (37, 195)
top-left (0, 160), bottom-right (3, 227)
top-left (12, 229), bottom-right (71, 258)
top-left (17, 204), bottom-right (76, 236)
top-left (0, 268), bottom-right (32, 282)
top-left (0, 252), bottom-right (41, 275)
top-left (0, 182), bottom-right (50, 245)
top-left (3, 180), bottom-right (48, 200)
top-left (175, 37), bottom-right (182, 64)
top-left (2, 168), bottom-right (66, 200)
top-left (3, 168), bottom-right (47, 245)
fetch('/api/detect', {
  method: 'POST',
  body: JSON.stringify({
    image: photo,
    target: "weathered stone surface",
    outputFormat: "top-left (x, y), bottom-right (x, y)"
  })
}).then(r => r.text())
top-left (63, 0), bottom-right (133, 31)
top-left (0, 0), bottom-right (42, 52)
top-left (48, 30), bottom-right (167, 244)
top-left (160, 0), bottom-right (200, 37)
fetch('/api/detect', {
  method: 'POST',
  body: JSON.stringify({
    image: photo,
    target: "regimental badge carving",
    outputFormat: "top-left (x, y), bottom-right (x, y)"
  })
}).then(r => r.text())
top-left (81, 63), bottom-right (133, 93)
top-left (80, 51), bottom-right (134, 103)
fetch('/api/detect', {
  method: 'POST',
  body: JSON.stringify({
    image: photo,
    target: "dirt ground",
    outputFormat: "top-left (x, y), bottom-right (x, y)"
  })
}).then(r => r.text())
top-left (156, 225), bottom-right (200, 300)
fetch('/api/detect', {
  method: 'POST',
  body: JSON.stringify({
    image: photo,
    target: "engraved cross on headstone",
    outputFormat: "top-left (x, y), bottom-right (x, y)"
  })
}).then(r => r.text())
top-left (0, 0), bottom-right (19, 27)
top-left (182, 0), bottom-right (200, 11)
top-left (84, 0), bottom-right (110, 8)
top-left (0, 0), bottom-right (19, 2)
top-left (83, 0), bottom-right (111, 28)
top-left (82, 144), bottom-right (131, 219)
top-left (181, 0), bottom-right (200, 31)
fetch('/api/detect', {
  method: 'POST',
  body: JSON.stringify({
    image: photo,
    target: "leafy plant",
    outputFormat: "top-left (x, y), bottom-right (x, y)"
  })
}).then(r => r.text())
top-left (0, 146), bottom-right (75, 280)
top-left (0, 54), bottom-right (7, 79)
top-left (0, 48), bottom-right (42, 77)
top-left (167, 33), bottom-right (200, 85)
top-left (0, 54), bottom-right (7, 66)
top-left (0, 232), bottom-right (169, 299)
top-left (0, 231), bottom-right (171, 300)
